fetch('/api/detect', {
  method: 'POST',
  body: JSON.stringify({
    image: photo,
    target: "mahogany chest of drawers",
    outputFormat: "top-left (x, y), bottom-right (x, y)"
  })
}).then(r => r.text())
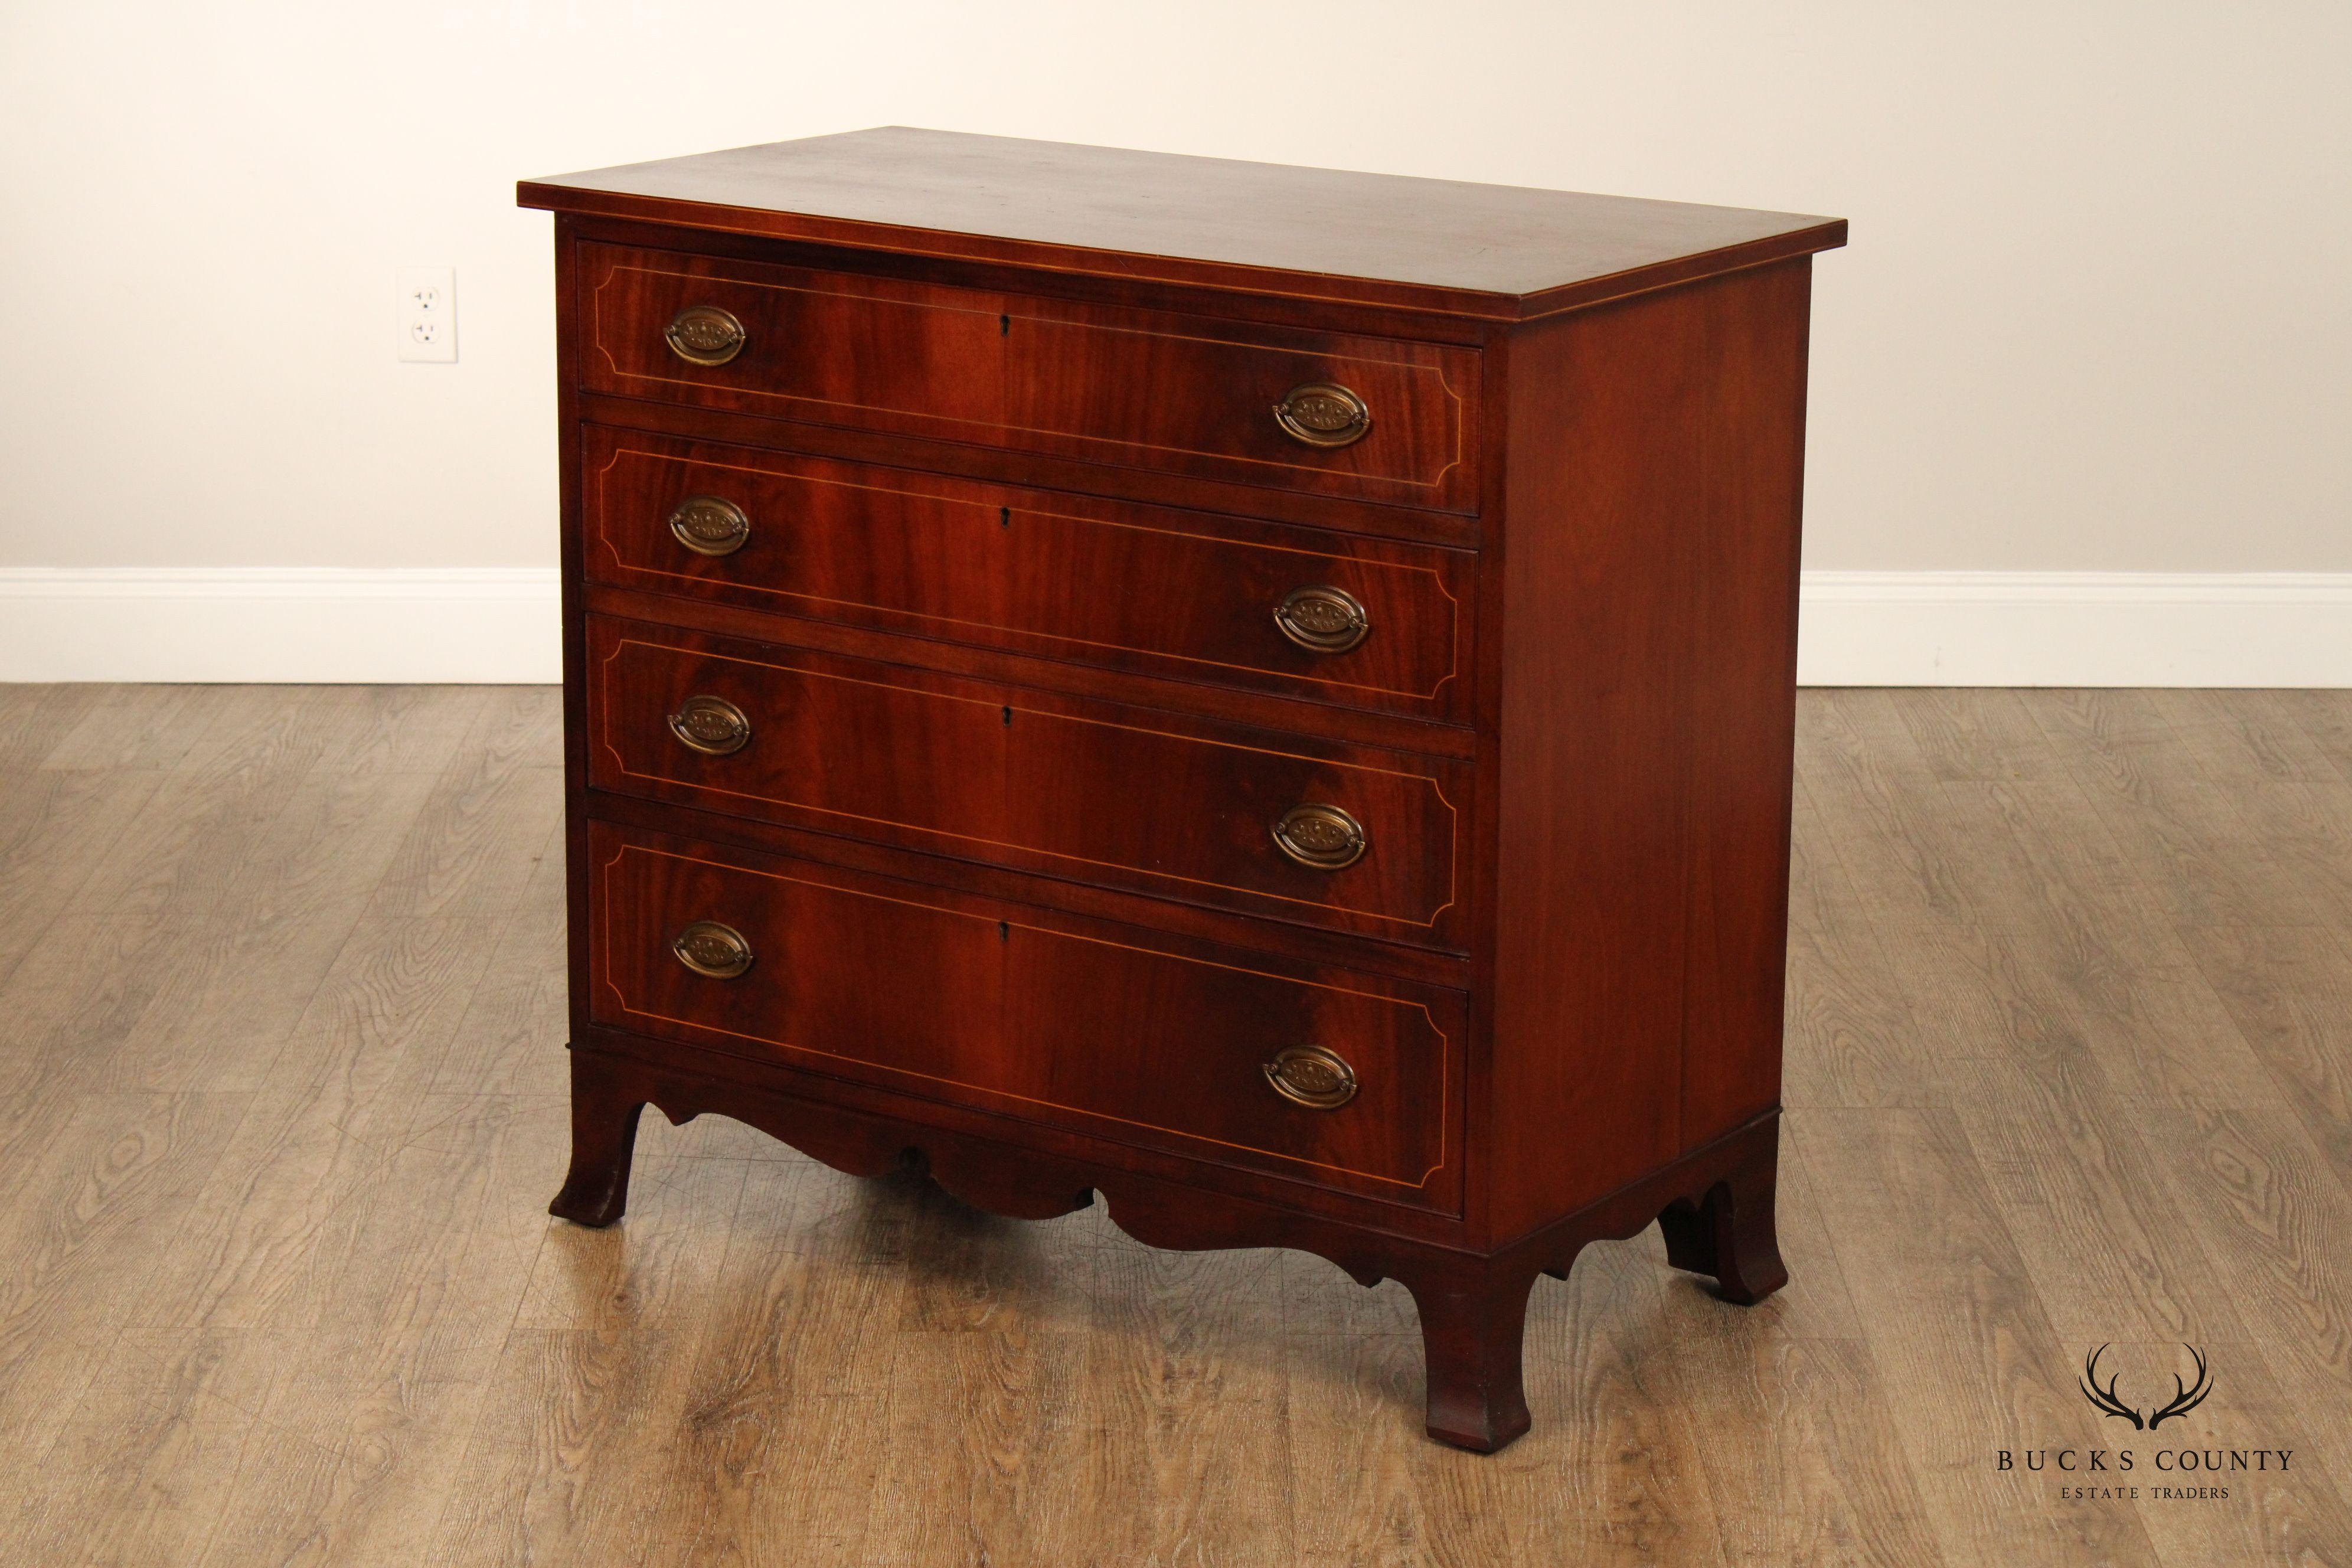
top-left (520, 129), bottom-right (1844, 1452)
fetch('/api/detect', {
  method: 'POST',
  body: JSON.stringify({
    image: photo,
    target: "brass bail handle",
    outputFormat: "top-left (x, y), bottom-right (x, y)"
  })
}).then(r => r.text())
top-left (672, 919), bottom-right (753, 979)
top-left (1273, 383), bottom-right (1371, 449)
top-left (668, 495), bottom-right (752, 557)
top-left (1274, 585), bottom-right (1370, 654)
top-left (665, 304), bottom-right (747, 367)
top-left (1272, 802), bottom-right (1367, 870)
top-left (1263, 1045), bottom-right (1358, 1109)
top-left (667, 694), bottom-right (753, 756)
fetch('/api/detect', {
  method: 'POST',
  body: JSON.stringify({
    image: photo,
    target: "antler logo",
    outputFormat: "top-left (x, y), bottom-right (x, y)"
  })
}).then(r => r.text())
top-left (2079, 1344), bottom-right (2214, 1430)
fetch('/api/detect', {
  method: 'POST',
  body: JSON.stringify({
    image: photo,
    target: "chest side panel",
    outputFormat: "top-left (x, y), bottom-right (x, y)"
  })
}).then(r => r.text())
top-left (1486, 262), bottom-right (1814, 1242)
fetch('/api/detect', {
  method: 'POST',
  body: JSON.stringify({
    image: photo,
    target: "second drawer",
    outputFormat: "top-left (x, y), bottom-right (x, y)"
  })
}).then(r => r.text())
top-left (584, 427), bottom-right (1472, 722)
top-left (587, 615), bottom-right (1468, 948)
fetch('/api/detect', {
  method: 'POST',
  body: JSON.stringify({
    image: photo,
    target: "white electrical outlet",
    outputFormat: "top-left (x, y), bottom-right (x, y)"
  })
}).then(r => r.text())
top-left (397, 266), bottom-right (458, 362)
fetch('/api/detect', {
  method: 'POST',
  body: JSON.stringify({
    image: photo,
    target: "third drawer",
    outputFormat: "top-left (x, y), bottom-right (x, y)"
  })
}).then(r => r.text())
top-left (586, 614), bottom-right (1469, 950)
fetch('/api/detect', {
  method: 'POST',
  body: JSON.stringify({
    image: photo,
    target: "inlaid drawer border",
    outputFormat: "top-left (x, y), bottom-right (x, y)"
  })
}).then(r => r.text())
top-left (596, 633), bottom-right (1463, 930)
top-left (596, 838), bottom-right (1455, 1193)
top-left (588, 257), bottom-right (1472, 494)
top-left (592, 440), bottom-right (1465, 703)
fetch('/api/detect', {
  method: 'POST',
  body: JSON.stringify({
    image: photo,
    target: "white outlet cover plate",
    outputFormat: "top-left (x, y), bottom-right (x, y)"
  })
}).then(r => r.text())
top-left (397, 265), bottom-right (457, 363)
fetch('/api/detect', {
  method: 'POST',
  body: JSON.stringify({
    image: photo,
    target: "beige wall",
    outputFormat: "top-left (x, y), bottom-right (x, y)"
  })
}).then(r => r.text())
top-left (2, 1), bottom-right (2346, 574)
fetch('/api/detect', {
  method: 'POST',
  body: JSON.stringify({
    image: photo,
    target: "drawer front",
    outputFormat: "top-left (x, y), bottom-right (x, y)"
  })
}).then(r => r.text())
top-left (584, 428), bottom-right (1471, 721)
top-left (579, 243), bottom-right (1480, 514)
top-left (589, 823), bottom-right (1462, 1209)
top-left (587, 616), bottom-right (1466, 948)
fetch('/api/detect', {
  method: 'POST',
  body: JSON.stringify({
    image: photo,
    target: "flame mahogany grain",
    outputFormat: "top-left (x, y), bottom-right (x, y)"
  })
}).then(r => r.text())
top-left (587, 822), bottom-right (1464, 1210)
top-left (579, 241), bottom-right (1481, 514)
top-left (527, 129), bottom-right (1842, 1452)
top-left (583, 614), bottom-right (1468, 949)
top-left (580, 426), bottom-right (1474, 722)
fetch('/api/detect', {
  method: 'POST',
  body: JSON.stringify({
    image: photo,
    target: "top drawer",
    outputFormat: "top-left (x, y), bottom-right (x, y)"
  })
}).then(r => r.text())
top-left (577, 243), bottom-right (1481, 515)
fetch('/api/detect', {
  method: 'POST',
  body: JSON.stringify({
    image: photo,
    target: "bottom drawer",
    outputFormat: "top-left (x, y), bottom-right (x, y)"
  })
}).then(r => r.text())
top-left (587, 821), bottom-right (1462, 1211)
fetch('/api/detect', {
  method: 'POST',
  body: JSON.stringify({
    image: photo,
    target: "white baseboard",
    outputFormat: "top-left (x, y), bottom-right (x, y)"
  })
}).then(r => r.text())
top-left (0, 568), bottom-right (560, 684)
top-left (0, 567), bottom-right (2346, 687)
top-left (1795, 571), bottom-right (2352, 687)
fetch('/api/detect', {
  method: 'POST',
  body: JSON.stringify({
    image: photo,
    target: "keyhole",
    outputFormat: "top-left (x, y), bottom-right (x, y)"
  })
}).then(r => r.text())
top-left (999, 506), bottom-right (1011, 528)
top-left (1001, 705), bottom-right (1013, 728)
top-left (998, 920), bottom-right (1010, 942)
top-left (999, 313), bottom-right (1010, 337)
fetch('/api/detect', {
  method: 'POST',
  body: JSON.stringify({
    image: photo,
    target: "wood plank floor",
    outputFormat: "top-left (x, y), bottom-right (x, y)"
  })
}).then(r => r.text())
top-left (2, 684), bottom-right (2349, 1566)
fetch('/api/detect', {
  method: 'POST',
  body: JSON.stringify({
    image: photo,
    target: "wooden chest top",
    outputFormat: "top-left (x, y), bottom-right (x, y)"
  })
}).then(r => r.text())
top-left (519, 125), bottom-right (1844, 319)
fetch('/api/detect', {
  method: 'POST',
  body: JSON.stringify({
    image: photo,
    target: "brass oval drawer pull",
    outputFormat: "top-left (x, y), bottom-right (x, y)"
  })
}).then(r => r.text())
top-left (672, 920), bottom-right (754, 979)
top-left (668, 495), bottom-right (752, 557)
top-left (1272, 383), bottom-right (1371, 449)
top-left (666, 695), bottom-right (752, 756)
top-left (1263, 1045), bottom-right (1358, 1110)
top-left (1272, 802), bottom-right (1366, 870)
top-left (1274, 585), bottom-right (1371, 654)
top-left (664, 304), bottom-right (747, 367)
